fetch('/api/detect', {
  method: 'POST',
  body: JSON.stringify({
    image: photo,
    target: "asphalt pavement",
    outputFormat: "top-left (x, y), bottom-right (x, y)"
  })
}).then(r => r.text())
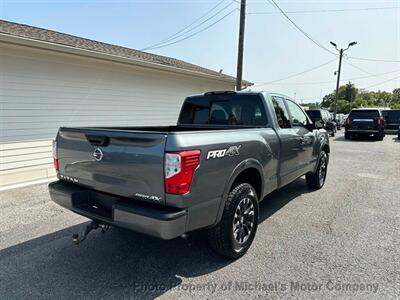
top-left (1, 132), bottom-right (399, 299)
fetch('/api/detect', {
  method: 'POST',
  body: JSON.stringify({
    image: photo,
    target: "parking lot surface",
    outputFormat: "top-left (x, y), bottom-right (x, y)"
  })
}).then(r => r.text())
top-left (1, 132), bottom-right (399, 299)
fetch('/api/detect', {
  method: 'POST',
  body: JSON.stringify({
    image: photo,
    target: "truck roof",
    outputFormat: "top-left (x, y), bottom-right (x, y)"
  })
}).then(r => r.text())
top-left (187, 90), bottom-right (294, 101)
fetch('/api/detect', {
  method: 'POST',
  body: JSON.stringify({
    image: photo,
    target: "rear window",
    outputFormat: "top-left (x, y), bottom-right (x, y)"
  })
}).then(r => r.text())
top-left (383, 110), bottom-right (400, 122)
top-left (306, 110), bottom-right (322, 120)
top-left (349, 110), bottom-right (380, 119)
top-left (178, 94), bottom-right (268, 126)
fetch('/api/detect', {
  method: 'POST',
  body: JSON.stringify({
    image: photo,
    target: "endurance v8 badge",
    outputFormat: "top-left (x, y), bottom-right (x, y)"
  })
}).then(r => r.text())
top-left (207, 145), bottom-right (241, 160)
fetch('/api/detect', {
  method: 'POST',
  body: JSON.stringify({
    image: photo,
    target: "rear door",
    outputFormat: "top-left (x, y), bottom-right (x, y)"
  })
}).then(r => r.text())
top-left (56, 127), bottom-right (167, 204)
top-left (271, 96), bottom-right (303, 186)
top-left (285, 99), bottom-right (315, 171)
top-left (348, 110), bottom-right (380, 131)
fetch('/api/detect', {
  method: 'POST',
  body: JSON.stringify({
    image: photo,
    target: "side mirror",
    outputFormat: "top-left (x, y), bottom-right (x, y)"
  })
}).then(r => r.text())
top-left (314, 119), bottom-right (325, 129)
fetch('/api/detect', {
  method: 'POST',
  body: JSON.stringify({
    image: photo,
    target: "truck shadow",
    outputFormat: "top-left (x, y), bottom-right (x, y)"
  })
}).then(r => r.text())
top-left (334, 135), bottom-right (381, 142)
top-left (0, 178), bottom-right (307, 299)
top-left (259, 177), bottom-right (311, 223)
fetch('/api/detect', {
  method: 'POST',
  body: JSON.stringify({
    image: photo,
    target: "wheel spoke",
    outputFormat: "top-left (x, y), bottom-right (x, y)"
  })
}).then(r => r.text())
top-left (232, 195), bottom-right (256, 244)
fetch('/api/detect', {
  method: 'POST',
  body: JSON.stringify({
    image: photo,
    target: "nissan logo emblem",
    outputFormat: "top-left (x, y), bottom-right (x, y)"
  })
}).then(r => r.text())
top-left (93, 148), bottom-right (103, 161)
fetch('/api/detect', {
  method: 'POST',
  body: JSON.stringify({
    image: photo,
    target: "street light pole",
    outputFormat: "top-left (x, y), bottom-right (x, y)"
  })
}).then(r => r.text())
top-left (236, 0), bottom-right (246, 91)
top-left (333, 48), bottom-right (343, 121)
top-left (330, 41), bottom-right (357, 121)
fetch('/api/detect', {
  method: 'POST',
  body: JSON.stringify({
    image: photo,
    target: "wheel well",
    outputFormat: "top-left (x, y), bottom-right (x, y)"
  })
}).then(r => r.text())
top-left (322, 144), bottom-right (330, 154)
top-left (232, 168), bottom-right (262, 199)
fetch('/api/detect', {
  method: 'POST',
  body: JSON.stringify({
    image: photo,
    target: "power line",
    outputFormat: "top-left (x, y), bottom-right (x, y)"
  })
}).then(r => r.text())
top-left (344, 60), bottom-right (392, 80)
top-left (141, 0), bottom-right (233, 51)
top-left (262, 70), bottom-right (400, 85)
top-left (347, 56), bottom-right (400, 63)
top-left (142, 9), bottom-right (238, 51)
top-left (247, 6), bottom-right (400, 15)
top-left (253, 58), bottom-right (337, 87)
top-left (265, 0), bottom-right (337, 56)
top-left (362, 74), bottom-right (400, 90)
top-left (254, 4), bottom-right (399, 63)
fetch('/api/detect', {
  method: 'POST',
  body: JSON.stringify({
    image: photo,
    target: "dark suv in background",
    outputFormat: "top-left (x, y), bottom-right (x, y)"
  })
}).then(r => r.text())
top-left (306, 109), bottom-right (337, 137)
top-left (344, 108), bottom-right (385, 140)
top-left (383, 109), bottom-right (400, 133)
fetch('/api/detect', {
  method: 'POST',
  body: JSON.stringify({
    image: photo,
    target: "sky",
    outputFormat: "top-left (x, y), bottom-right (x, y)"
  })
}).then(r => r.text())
top-left (1, 0), bottom-right (399, 102)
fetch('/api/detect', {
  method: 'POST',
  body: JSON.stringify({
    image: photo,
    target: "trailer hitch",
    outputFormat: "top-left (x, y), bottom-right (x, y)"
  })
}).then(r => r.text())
top-left (72, 221), bottom-right (109, 244)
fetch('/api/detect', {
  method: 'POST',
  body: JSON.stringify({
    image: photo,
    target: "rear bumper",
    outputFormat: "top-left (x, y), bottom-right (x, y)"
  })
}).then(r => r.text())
top-left (345, 129), bottom-right (381, 134)
top-left (49, 181), bottom-right (187, 239)
top-left (385, 129), bottom-right (399, 134)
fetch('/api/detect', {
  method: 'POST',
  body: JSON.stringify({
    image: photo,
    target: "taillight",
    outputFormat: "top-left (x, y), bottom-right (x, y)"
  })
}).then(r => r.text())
top-left (375, 117), bottom-right (383, 126)
top-left (165, 150), bottom-right (200, 195)
top-left (52, 140), bottom-right (59, 171)
top-left (345, 117), bottom-right (352, 126)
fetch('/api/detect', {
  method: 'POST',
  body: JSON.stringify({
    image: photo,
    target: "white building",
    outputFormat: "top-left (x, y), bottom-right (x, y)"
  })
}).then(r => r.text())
top-left (0, 20), bottom-right (251, 190)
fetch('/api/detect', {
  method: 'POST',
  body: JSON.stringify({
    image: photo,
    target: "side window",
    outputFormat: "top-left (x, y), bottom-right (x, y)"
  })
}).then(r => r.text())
top-left (286, 100), bottom-right (308, 127)
top-left (272, 96), bottom-right (291, 128)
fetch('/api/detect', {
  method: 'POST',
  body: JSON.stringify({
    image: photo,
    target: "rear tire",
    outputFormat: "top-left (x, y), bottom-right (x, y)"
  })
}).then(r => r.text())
top-left (208, 183), bottom-right (259, 259)
top-left (306, 151), bottom-right (328, 190)
top-left (344, 132), bottom-right (350, 140)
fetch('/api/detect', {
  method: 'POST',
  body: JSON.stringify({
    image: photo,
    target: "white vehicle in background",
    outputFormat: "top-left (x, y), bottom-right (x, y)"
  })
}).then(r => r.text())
top-left (343, 114), bottom-right (349, 124)
top-left (331, 113), bottom-right (344, 130)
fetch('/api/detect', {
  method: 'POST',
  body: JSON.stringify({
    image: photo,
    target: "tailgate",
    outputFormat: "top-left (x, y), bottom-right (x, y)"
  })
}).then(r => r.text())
top-left (349, 119), bottom-right (377, 130)
top-left (57, 127), bottom-right (167, 205)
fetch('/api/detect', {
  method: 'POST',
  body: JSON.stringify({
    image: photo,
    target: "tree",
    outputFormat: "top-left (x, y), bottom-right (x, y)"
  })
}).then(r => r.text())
top-left (321, 83), bottom-right (397, 113)
top-left (333, 100), bottom-right (351, 113)
top-left (321, 93), bottom-right (335, 108)
top-left (302, 102), bottom-right (320, 109)
top-left (344, 82), bottom-right (358, 102)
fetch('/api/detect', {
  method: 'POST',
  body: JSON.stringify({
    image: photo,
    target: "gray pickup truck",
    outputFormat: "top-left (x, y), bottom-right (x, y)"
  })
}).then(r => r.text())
top-left (49, 91), bottom-right (330, 258)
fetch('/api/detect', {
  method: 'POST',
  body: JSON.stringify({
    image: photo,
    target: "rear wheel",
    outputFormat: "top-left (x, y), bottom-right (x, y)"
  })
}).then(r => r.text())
top-left (344, 132), bottom-right (351, 140)
top-left (208, 183), bottom-right (259, 259)
top-left (306, 151), bottom-right (328, 190)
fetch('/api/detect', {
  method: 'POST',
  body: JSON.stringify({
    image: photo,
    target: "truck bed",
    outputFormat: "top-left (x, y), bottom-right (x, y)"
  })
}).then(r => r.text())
top-left (73, 125), bottom-right (263, 133)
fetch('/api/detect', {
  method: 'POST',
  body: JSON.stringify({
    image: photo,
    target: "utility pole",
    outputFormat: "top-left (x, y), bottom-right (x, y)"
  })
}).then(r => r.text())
top-left (330, 41), bottom-right (357, 120)
top-left (333, 48), bottom-right (343, 121)
top-left (236, 0), bottom-right (246, 91)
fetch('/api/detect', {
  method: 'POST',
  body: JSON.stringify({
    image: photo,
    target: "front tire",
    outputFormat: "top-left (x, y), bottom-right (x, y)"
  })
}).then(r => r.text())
top-left (208, 183), bottom-right (259, 259)
top-left (306, 151), bottom-right (328, 190)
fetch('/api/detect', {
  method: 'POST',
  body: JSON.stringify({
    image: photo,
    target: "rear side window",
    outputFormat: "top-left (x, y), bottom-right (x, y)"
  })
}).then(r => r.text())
top-left (349, 110), bottom-right (380, 119)
top-left (286, 99), bottom-right (308, 126)
top-left (271, 96), bottom-right (291, 128)
top-left (179, 94), bottom-right (268, 126)
top-left (306, 110), bottom-right (322, 120)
